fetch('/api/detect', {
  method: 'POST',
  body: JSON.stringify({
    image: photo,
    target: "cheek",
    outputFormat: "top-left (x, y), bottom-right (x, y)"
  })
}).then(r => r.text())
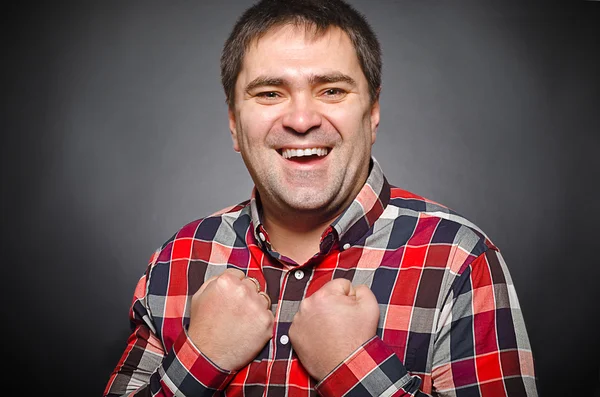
top-left (239, 108), bottom-right (280, 144)
top-left (327, 109), bottom-right (372, 143)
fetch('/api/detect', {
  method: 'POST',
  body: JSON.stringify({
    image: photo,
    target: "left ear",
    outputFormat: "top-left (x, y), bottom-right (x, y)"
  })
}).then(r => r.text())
top-left (370, 95), bottom-right (381, 145)
top-left (228, 107), bottom-right (240, 153)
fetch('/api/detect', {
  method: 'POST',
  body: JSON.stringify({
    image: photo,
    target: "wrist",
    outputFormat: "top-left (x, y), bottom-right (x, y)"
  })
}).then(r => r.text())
top-left (310, 336), bottom-right (377, 382)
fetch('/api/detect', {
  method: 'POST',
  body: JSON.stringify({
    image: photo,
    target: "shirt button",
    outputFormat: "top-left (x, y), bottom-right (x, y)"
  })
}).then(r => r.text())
top-left (258, 232), bottom-right (266, 242)
top-left (294, 270), bottom-right (304, 280)
top-left (280, 335), bottom-right (289, 345)
top-left (343, 243), bottom-right (351, 250)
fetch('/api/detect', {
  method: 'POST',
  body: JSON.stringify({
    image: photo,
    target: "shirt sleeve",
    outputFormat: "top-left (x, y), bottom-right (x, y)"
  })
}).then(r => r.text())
top-left (103, 254), bottom-right (237, 397)
top-left (316, 248), bottom-right (538, 397)
top-left (430, 247), bottom-right (538, 396)
top-left (315, 336), bottom-right (425, 396)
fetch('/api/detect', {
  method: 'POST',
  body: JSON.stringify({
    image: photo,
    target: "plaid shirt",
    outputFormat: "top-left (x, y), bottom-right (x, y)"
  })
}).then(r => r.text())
top-left (104, 158), bottom-right (537, 397)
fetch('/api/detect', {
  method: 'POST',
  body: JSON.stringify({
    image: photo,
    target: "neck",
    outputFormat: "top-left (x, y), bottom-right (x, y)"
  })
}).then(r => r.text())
top-left (261, 205), bottom-right (340, 265)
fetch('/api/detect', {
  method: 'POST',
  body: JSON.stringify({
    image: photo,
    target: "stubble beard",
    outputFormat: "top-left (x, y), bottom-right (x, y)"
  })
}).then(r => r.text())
top-left (262, 165), bottom-right (343, 215)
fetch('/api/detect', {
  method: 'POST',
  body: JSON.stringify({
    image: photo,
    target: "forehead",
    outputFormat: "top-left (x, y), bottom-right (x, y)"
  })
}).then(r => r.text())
top-left (238, 24), bottom-right (365, 84)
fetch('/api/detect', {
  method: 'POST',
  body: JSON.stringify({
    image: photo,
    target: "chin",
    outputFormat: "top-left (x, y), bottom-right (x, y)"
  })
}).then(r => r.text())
top-left (280, 191), bottom-right (335, 212)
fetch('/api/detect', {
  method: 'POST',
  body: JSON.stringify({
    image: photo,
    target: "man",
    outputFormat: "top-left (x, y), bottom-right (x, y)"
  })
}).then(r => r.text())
top-left (104, 0), bottom-right (537, 396)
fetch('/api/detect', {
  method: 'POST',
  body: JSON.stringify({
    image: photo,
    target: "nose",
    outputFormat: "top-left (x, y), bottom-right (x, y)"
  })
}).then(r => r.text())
top-left (281, 96), bottom-right (322, 134)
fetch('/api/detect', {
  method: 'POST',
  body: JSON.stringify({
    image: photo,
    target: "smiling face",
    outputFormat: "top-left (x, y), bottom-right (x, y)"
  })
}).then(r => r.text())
top-left (229, 24), bottom-right (380, 227)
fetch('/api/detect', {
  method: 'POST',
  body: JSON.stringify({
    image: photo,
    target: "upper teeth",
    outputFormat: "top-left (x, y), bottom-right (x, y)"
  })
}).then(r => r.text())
top-left (282, 148), bottom-right (329, 159)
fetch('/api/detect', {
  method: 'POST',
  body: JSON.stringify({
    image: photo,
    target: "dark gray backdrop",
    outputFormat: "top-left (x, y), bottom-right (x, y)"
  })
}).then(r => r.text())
top-left (3, 1), bottom-right (599, 396)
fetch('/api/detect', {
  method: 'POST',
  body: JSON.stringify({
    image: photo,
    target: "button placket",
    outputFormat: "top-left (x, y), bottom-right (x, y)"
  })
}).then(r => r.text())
top-left (273, 267), bottom-right (311, 359)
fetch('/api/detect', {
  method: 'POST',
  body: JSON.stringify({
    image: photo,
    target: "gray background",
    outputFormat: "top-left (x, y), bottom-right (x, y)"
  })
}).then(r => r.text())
top-left (3, 1), bottom-right (599, 396)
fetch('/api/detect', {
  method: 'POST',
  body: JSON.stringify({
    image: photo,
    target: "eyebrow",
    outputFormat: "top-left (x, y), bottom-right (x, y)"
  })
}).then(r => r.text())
top-left (244, 72), bottom-right (357, 94)
top-left (308, 73), bottom-right (356, 87)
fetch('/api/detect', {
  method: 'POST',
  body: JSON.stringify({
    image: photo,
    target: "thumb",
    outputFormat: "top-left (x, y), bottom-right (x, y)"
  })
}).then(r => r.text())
top-left (354, 284), bottom-right (377, 305)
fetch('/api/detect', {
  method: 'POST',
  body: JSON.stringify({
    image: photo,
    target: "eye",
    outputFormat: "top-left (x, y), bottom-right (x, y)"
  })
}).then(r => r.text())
top-left (256, 91), bottom-right (280, 99)
top-left (321, 88), bottom-right (347, 100)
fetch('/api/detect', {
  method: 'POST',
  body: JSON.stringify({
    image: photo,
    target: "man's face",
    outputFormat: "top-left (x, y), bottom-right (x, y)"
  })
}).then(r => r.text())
top-left (229, 24), bottom-right (380, 221)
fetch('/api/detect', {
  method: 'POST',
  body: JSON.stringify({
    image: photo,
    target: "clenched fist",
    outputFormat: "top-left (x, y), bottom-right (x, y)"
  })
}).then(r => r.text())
top-left (187, 268), bottom-right (274, 371)
top-left (289, 278), bottom-right (380, 382)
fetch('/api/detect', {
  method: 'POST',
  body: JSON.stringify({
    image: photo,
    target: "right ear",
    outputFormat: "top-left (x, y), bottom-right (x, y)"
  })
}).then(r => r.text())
top-left (228, 107), bottom-right (240, 153)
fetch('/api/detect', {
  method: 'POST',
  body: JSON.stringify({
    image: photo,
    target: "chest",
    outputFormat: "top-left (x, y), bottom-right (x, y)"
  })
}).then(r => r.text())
top-left (150, 246), bottom-right (448, 395)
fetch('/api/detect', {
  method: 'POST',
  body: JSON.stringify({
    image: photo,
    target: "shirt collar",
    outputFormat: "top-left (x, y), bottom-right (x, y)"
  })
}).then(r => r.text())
top-left (249, 157), bottom-right (390, 252)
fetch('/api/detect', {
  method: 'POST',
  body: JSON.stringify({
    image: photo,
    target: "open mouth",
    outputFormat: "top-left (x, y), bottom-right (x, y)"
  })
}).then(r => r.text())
top-left (278, 147), bottom-right (330, 160)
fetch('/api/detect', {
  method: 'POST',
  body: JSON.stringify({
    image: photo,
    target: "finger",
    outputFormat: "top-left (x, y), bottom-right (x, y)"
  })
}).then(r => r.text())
top-left (321, 278), bottom-right (353, 296)
top-left (222, 268), bottom-right (246, 280)
top-left (242, 276), bottom-right (261, 293)
top-left (258, 291), bottom-right (272, 310)
top-left (197, 275), bottom-right (219, 295)
top-left (248, 277), bottom-right (261, 292)
top-left (347, 283), bottom-right (357, 298)
top-left (354, 284), bottom-right (377, 303)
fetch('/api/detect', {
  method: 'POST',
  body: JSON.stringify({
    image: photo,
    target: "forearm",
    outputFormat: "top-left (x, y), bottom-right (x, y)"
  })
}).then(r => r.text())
top-left (104, 326), bottom-right (236, 396)
top-left (103, 322), bottom-right (164, 396)
top-left (314, 248), bottom-right (538, 397)
top-left (104, 261), bottom-right (237, 396)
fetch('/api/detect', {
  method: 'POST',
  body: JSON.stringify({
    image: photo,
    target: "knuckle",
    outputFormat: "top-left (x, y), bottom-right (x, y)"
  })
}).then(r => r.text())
top-left (239, 279), bottom-right (252, 292)
top-left (336, 278), bottom-right (351, 286)
top-left (233, 283), bottom-right (248, 299)
top-left (310, 291), bottom-right (326, 304)
top-left (224, 268), bottom-right (245, 278)
top-left (218, 272), bottom-right (239, 287)
top-left (215, 272), bottom-right (228, 283)
top-left (219, 272), bottom-right (235, 282)
top-left (327, 278), bottom-right (345, 288)
top-left (215, 276), bottom-right (230, 290)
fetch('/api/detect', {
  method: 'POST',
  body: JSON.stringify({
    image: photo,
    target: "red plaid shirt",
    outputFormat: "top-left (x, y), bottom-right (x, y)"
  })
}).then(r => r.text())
top-left (104, 158), bottom-right (537, 396)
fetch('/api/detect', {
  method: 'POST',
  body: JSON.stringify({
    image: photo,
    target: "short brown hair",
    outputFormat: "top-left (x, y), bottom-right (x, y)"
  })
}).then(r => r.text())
top-left (220, 0), bottom-right (382, 108)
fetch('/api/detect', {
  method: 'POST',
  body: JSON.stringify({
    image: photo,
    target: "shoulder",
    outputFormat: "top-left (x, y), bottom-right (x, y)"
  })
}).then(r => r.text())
top-left (383, 186), bottom-right (498, 274)
top-left (147, 200), bottom-right (252, 269)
